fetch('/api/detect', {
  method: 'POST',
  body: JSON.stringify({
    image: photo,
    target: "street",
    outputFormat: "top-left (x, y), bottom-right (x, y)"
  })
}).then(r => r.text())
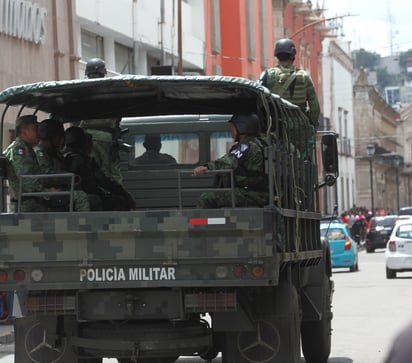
top-left (1, 249), bottom-right (411, 363)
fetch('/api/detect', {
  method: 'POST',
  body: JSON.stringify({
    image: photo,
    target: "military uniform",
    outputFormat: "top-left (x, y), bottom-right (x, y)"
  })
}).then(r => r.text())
top-left (64, 147), bottom-right (135, 211)
top-left (34, 143), bottom-right (90, 211)
top-left (262, 64), bottom-right (320, 127)
top-left (3, 137), bottom-right (47, 212)
top-left (197, 137), bottom-right (268, 208)
top-left (133, 150), bottom-right (177, 165)
top-left (81, 119), bottom-right (123, 184)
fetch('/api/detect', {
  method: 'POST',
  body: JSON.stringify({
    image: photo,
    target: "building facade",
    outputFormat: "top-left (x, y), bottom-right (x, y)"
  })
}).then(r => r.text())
top-left (321, 38), bottom-right (356, 214)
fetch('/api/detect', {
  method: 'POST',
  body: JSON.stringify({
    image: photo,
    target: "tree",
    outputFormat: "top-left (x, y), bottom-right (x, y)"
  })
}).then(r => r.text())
top-left (399, 49), bottom-right (412, 69)
top-left (352, 49), bottom-right (381, 70)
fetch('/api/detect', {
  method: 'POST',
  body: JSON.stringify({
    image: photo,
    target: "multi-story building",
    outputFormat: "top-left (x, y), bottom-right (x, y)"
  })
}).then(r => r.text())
top-left (322, 38), bottom-right (356, 214)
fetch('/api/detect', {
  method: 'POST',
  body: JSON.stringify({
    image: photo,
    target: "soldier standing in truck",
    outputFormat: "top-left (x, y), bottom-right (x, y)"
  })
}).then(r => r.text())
top-left (192, 112), bottom-right (267, 208)
top-left (80, 58), bottom-right (125, 184)
top-left (259, 38), bottom-right (320, 128)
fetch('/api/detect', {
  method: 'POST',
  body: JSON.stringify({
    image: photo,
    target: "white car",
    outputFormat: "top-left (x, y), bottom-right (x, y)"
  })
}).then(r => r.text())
top-left (385, 219), bottom-right (412, 278)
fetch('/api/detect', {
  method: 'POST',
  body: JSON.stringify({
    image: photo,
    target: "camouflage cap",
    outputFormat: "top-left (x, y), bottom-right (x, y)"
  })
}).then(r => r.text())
top-left (16, 115), bottom-right (38, 128)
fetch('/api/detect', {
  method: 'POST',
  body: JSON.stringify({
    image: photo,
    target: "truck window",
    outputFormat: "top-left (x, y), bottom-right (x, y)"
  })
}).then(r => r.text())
top-left (132, 133), bottom-right (199, 164)
top-left (210, 131), bottom-right (232, 159)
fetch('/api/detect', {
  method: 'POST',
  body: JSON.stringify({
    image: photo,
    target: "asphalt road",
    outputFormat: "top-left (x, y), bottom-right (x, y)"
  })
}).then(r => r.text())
top-left (1, 249), bottom-right (411, 362)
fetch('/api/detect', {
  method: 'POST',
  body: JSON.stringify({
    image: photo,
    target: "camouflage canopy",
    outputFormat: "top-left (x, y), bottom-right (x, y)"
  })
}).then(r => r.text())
top-left (0, 75), bottom-right (299, 122)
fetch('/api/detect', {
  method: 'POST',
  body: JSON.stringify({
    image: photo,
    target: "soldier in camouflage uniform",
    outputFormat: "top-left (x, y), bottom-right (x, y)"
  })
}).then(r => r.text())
top-left (81, 58), bottom-right (125, 184)
top-left (132, 134), bottom-right (177, 165)
top-left (3, 115), bottom-right (48, 212)
top-left (192, 113), bottom-right (268, 208)
top-left (34, 118), bottom-right (90, 211)
top-left (63, 126), bottom-right (136, 211)
top-left (259, 38), bottom-right (320, 128)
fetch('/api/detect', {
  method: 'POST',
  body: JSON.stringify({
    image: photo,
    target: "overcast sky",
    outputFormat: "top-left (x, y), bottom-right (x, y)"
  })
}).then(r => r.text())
top-left (324, 0), bottom-right (412, 56)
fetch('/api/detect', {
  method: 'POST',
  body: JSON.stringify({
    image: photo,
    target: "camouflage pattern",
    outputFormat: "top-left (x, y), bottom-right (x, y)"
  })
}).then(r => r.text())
top-left (81, 120), bottom-right (123, 184)
top-left (34, 143), bottom-right (90, 211)
top-left (0, 207), bottom-right (321, 291)
top-left (3, 137), bottom-right (47, 212)
top-left (198, 136), bottom-right (267, 208)
top-left (265, 64), bottom-right (320, 127)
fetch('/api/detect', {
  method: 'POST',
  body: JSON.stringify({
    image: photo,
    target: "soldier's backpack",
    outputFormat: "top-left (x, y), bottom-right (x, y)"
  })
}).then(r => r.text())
top-left (264, 66), bottom-right (307, 109)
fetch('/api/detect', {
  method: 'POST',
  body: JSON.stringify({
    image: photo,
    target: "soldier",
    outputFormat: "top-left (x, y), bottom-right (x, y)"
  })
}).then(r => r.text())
top-left (132, 134), bottom-right (177, 165)
top-left (84, 57), bottom-right (107, 79)
top-left (34, 118), bottom-right (90, 211)
top-left (192, 113), bottom-right (268, 208)
top-left (63, 126), bottom-right (136, 211)
top-left (259, 38), bottom-right (320, 128)
top-left (3, 115), bottom-right (47, 212)
top-left (82, 58), bottom-right (127, 184)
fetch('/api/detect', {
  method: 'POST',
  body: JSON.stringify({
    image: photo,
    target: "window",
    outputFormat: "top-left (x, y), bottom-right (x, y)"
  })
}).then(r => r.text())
top-left (132, 133), bottom-right (199, 165)
top-left (81, 29), bottom-right (104, 60)
top-left (115, 43), bottom-right (133, 74)
top-left (210, 131), bottom-right (232, 160)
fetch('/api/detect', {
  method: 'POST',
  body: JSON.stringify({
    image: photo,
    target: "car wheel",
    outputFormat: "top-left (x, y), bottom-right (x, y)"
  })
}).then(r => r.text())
top-left (386, 266), bottom-right (396, 279)
top-left (366, 246), bottom-right (374, 253)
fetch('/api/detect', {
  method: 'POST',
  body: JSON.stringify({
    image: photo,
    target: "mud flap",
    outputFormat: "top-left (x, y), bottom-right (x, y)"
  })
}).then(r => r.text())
top-left (14, 315), bottom-right (100, 363)
top-left (222, 279), bottom-right (301, 363)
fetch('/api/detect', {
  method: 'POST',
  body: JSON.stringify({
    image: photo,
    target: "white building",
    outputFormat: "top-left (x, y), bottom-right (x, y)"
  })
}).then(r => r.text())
top-left (322, 38), bottom-right (356, 214)
top-left (75, 0), bottom-right (205, 77)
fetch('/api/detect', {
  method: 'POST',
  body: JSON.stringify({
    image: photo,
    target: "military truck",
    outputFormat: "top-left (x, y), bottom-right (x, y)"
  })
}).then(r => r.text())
top-left (0, 75), bottom-right (337, 363)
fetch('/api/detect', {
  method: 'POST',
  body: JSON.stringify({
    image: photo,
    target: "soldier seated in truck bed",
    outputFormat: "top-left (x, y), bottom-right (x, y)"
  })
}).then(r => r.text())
top-left (192, 112), bottom-right (268, 208)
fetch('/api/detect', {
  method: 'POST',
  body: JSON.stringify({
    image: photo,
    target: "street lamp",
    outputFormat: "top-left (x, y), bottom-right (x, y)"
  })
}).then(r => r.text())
top-left (366, 144), bottom-right (375, 214)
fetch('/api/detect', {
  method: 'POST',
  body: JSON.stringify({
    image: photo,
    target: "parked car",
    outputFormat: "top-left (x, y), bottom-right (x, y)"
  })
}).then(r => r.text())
top-left (398, 206), bottom-right (412, 216)
top-left (320, 222), bottom-right (359, 272)
top-left (365, 215), bottom-right (398, 253)
top-left (385, 219), bottom-right (412, 279)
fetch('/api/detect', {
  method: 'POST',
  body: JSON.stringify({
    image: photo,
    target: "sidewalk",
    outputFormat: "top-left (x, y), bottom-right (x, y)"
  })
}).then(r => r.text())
top-left (0, 323), bottom-right (14, 345)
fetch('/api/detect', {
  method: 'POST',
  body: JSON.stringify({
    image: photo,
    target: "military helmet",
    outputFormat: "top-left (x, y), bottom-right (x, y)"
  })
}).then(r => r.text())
top-left (85, 58), bottom-right (107, 78)
top-left (65, 126), bottom-right (87, 147)
top-left (228, 113), bottom-right (260, 135)
top-left (274, 38), bottom-right (296, 57)
top-left (38, 119), bottom-right (65, 140)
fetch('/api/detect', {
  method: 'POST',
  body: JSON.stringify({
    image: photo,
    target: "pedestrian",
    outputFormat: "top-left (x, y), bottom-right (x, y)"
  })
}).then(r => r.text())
top-left (259, 38), bottom-right (320, 128)
top-left (3, 115), bottom-right (47, 212)
top-left (34, 118), bottom-right (90, 211)
top-left (63, 126), bottom-right (135, 211)
top-left (132, 134), bottom-right (177, 165)
top-left (192, 113), bottom-right (268, 208)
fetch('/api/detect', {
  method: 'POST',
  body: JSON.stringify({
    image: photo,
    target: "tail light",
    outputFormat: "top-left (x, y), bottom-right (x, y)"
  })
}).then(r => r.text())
top-left (388, 240), bottom-right (397, 252)
top-left (0, 271), bottom-right (7, 283)
top-left (344, 238), bottom-right (352, 250)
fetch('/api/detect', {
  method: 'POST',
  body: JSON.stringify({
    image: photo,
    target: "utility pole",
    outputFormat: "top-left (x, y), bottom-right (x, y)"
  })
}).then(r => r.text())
top-left (177, 0), bottom-right (183, 75)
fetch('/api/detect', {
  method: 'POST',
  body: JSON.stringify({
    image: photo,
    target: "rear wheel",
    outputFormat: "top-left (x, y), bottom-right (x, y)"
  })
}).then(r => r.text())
top-left (386, 266), bottom-right (397, 279)
top-left (301, 276), bottom-right (332, 363)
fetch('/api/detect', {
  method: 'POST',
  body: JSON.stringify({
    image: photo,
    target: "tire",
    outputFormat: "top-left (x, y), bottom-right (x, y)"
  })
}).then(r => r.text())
top-left (366, 246), bottom-right (375, 253)
top-left (386, 266), bottom-right (397, 279)
top-left (301, 275), bottom-right (332, 363)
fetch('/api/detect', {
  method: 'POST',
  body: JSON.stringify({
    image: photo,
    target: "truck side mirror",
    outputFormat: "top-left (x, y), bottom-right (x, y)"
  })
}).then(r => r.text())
top-left (321, 133), bottom-right (339, 186)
